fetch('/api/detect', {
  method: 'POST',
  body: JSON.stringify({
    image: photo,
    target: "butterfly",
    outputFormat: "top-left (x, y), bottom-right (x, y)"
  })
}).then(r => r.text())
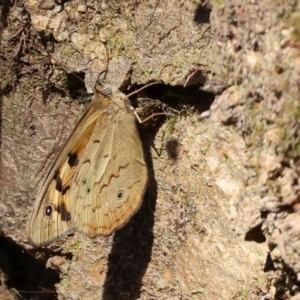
top-left (27, 80), bottom-right (148, 246)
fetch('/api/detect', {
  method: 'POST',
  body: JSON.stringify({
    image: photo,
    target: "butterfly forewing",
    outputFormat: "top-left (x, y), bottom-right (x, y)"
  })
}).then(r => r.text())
top-left (27, 98), bottom-right (109, 246)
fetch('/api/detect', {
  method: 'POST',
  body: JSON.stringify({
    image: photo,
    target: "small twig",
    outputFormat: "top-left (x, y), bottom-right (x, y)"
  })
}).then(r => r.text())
top-left (127, 82), bottom-right (161, 98)
top-left (48, 53), bottom-right (84, 84)
top-left (132, 110), bottom-right (171, 124)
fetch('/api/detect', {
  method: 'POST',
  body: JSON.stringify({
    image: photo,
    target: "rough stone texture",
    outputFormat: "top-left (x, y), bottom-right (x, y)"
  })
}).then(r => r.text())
top-left (210, 0), bottom-right (300, 298)
top-left (2, 0), bottom-right (297, 299)
top-left (25, 0), bottom-right (212, 92)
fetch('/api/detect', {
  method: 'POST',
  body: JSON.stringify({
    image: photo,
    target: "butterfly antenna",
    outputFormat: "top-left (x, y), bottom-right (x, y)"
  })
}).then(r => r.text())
top-left (94, 42), bottom-right (110, 90)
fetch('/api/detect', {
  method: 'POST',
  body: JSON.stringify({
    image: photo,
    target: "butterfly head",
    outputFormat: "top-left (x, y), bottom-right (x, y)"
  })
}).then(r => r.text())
top-left (95, 81), bottom-right (113, 97)
top-left (94, 69), bottom-right (114, 97)
top-left (94, 80), bottom-right (125, 105)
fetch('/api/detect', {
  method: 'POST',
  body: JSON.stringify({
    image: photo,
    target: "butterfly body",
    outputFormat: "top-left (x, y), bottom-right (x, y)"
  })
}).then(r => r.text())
top-left (28, 83), bottom-right (148, 246)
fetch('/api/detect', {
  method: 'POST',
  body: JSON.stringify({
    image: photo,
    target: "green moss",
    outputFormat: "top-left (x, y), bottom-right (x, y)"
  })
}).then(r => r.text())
top-left (290, 12), bottom-right (300, 39)
top-left (211, 0), bottom-right (225, 10)
top-left (165, 115), bottom-right (178, 134)
top-left (275, 97), bottom-right (300, 158)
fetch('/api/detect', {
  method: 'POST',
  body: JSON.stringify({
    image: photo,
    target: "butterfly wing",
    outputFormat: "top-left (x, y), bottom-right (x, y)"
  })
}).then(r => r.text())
top-left (27, 97), bottom-right (110, 246)
top-left (70, 97), bottom-right (148, 237)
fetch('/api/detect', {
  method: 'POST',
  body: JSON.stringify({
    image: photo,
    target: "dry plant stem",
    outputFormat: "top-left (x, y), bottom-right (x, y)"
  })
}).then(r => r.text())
top-left (127, 82), bottom-right (161, 98)
top-left (132, 110), bottom-right (172, 124)
top-left (49, 53), bottom-right (84, 83)
top-left (129, 81), bottom-right (173, 123)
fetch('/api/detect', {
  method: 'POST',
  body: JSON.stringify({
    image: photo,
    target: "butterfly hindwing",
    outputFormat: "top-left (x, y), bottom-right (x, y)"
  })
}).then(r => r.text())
top-left (70, 92), bottom-right (148, 237)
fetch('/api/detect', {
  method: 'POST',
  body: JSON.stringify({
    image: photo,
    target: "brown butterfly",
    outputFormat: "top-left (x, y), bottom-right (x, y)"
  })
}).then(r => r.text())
top-left (27, 80), bottom-right (148, 246)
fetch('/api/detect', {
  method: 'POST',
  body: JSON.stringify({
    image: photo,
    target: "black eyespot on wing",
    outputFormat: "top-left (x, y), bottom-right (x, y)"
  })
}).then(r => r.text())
top-left (54, 171), bottom-right (63, 192)
top-left (44, 204), bottom-right (53, 218)
top-left (68, 152), bottom-right (79, 167)
top-left (86, 187), bottom-right (91, 194)
top-left (117, 190), bottom-right (124, 200)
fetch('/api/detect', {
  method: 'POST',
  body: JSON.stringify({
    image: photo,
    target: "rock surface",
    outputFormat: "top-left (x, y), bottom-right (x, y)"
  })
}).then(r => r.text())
top-left (1, 0), bottom-right (299, 299)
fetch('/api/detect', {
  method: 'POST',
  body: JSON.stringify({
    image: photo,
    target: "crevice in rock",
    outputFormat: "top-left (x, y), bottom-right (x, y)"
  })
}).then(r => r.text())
top-left (0, 237), bottom-right (59, 300)
top-left (128, 83), bottom-right (215, 114)
top-left (245, 223), bottom-right (266, 243)
top-left (65, 71), bottom-right (88, 102)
